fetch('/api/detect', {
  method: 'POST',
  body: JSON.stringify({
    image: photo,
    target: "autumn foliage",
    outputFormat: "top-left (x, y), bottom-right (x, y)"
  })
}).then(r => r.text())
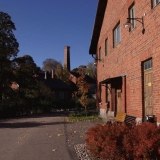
top-left (72, 66), bottom-right (90, 116)
top-left (85, 123), bottom-right (160, 159)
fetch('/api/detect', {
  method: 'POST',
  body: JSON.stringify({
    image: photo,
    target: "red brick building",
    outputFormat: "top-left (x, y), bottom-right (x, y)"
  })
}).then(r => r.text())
top-left (89, 0), bottom-right (160, 125)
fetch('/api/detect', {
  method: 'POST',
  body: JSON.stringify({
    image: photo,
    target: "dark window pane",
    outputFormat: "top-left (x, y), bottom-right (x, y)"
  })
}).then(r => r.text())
top-left (113, 23), bottom-right (120, 47)
top-left (105, 39), bottom-right (108, 56)
top-left (117, 25), bottom-right (120, 43)
top-left (144, 59), bottom-right (152, 71)
top-left (150, 59), bottom-right (152, 68)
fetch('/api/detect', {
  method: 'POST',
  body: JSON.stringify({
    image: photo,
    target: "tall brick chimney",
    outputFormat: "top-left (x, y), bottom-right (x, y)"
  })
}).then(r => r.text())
top-left (64, 46), bottom-right (70, 71)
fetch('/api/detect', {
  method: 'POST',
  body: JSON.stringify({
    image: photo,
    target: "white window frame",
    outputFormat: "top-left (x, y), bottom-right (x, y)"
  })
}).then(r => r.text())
top-left (152, 0), bottom-right (160, 8)
top-left (113, 23), bottom-right (121, 47)
top-left (129, 4), bottom-right (135, 31)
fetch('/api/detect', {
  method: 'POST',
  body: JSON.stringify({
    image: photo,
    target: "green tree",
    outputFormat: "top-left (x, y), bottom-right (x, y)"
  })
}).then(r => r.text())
top-left (56, 64), bottom-right (70, 85)
top-left (42, 58), bottom-right (60, 73)
top-left (71, 67), bottom-right (78, 72)
top-left (13, 55), bottom-right (37, 93)
top-left (86, 62), bottom-right (96, 78)
top-left (0, 12), bottom-right (19, 103)
top-left (31, 80), bottom-right (56, 114)
top-left (55, 63), bottom-right (63, 79)
top-left (12, 55), bottom-right (41, 115)
top-left (12, 55), bottom-right (56, 115)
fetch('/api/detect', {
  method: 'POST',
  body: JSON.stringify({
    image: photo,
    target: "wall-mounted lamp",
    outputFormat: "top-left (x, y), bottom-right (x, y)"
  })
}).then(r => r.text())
top-left (124, 14), bottom-right (146, 34)
top-left (92, 54), bottom-right (103, 62)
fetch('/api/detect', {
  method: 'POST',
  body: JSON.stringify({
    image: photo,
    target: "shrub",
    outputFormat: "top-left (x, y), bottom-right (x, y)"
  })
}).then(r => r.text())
top-left (85, 123), bottom-right (160, 160)
top-left (85, 123), bottom-right (129, 159)
top-left (123, 123), bottom-right (160, 159)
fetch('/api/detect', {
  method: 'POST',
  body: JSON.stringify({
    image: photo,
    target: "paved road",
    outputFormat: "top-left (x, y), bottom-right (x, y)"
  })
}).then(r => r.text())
top-left (0, 114), bottom-right (102, 160)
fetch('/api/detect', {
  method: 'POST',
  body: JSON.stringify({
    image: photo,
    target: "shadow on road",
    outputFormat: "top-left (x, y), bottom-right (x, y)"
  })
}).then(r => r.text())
top-left (0, 113), bottom-right (71, 129)
top-left (0, 121), bottom-right (71, 129)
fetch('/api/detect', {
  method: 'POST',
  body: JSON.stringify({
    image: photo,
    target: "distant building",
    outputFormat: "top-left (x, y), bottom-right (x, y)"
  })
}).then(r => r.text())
top-left (11, 70), bottom-right (71, 100)
top-left (34, 71), bottom-right (71, 100)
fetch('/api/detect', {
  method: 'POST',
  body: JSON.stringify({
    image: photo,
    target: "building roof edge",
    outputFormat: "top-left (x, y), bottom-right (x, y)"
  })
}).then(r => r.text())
top-left (89, 0), bottom-right (108, 55)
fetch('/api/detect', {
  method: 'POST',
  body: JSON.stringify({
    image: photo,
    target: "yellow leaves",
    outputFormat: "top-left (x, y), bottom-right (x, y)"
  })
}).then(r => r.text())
top-left (57, 134), bottom-right (63, 137)
top-left (52, 149), bottom-right (56, 152)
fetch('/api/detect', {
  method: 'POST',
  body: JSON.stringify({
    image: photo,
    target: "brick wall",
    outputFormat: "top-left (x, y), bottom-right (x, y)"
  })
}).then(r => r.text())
top-left (95, 0), bottom-right (160, 122)
top-left (69, 73), bottom-right (77, 84)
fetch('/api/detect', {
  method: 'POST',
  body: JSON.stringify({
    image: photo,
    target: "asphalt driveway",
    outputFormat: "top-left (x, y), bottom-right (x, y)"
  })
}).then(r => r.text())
top-left (0, 114), bottom-right (102, 160)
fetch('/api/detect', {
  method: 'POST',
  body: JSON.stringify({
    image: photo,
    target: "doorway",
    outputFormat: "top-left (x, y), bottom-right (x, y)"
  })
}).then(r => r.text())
top-left (143, 59), bottom-right (153, 116)
top-left (116, 89), bottom-right (122, 112)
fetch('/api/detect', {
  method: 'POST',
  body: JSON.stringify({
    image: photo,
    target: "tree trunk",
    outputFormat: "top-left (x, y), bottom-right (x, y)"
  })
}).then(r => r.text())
top-left (85, 106), bottom-right (87, 117)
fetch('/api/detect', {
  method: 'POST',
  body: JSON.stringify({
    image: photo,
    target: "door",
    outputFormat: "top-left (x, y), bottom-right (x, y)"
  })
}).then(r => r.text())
top-left (144, 69), bottom-right (153, 116)
top-left (116, 89), bottom-right (122, 112)
top-left (143, 59), bottom-right (153, 117)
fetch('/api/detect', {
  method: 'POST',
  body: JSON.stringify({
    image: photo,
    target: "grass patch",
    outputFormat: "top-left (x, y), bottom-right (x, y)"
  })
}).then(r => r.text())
top-left (68, 114), bottom-right (101, 122)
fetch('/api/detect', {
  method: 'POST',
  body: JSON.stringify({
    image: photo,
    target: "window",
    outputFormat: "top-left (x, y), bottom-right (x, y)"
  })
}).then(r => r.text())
top-left (152, 0), bottom-right (160, 8)
top-left (143, 59), bottom-right (152, 71)
top-left (129, 4), bottom-right (135, 31)
top-left (105, 38), bottom-right (108, 56)
top-left (113, 23), bottom-right (120, 47)
top-left (99, 47), bottom-right (102, 60)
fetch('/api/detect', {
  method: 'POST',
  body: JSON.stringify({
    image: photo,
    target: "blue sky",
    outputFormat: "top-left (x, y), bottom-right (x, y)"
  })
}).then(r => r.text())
top-left (1, 0), bottom-right (98, 70)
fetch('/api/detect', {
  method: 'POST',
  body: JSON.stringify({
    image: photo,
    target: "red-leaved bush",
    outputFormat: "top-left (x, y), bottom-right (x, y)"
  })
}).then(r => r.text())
top-left (85, 123), bottom-right (160, 160)
top-left (123, 123), bottom-right (160, 159)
